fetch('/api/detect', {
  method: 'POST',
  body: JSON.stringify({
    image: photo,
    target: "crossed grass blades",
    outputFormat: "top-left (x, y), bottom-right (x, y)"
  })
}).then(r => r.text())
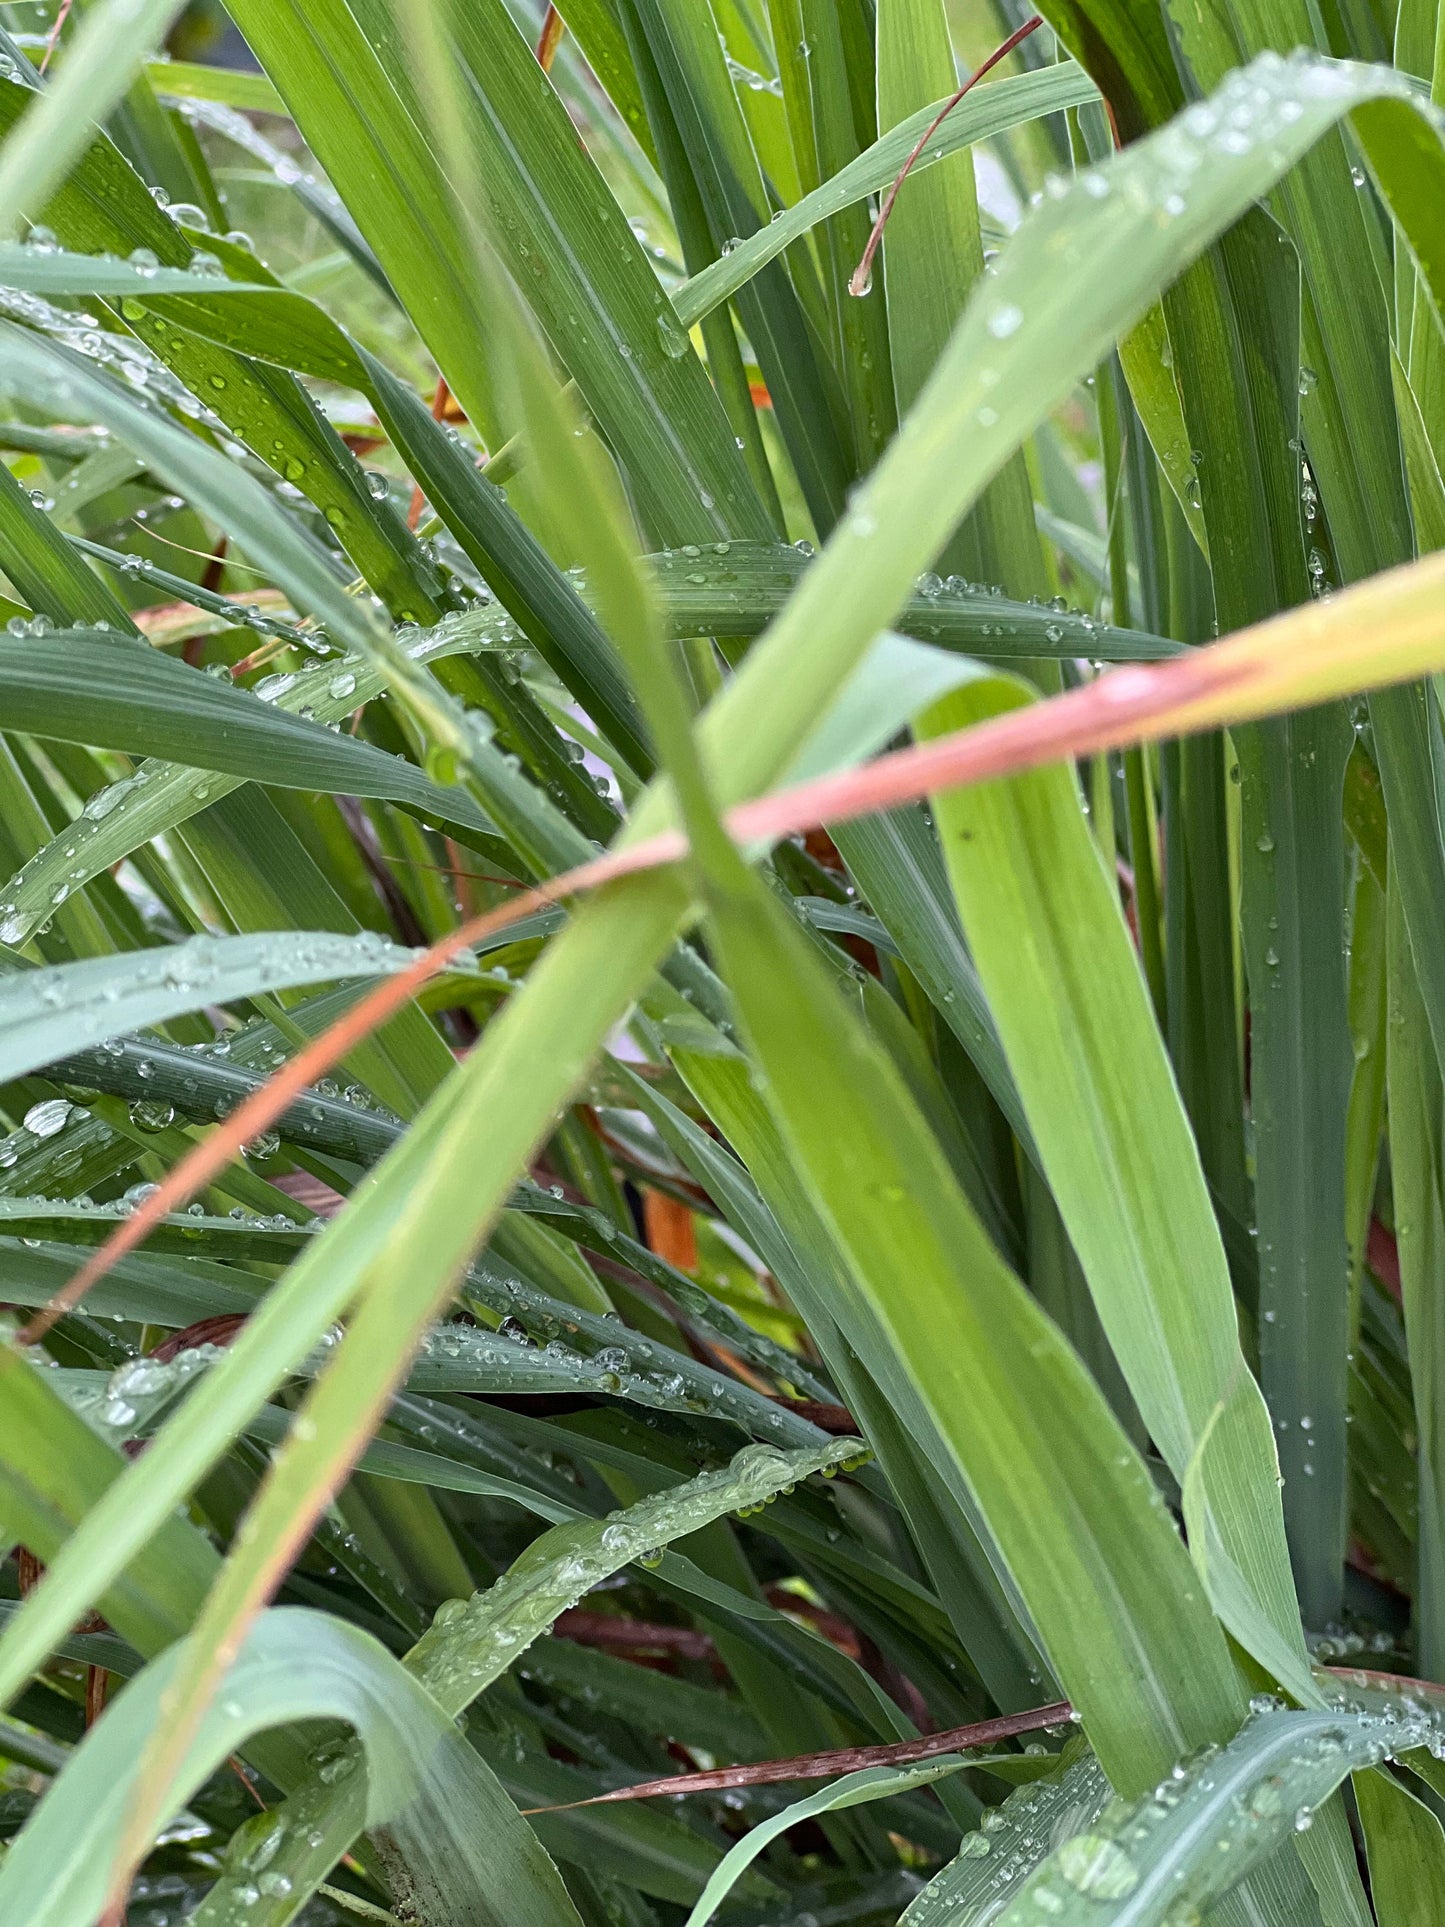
top-left (2, 0), bottom-right (1445, 1922)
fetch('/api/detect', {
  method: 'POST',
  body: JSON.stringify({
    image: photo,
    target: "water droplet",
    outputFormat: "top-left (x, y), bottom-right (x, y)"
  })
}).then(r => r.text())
top-left (656, 309), bottom-right (690, 357)
top-left (22, 1097), bottom-right (71, 1139)
top-left (1056, 1835), bottom-right (1138, 1899)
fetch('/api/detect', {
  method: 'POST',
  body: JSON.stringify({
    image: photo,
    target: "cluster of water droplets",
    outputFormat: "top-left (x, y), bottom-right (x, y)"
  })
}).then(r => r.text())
top-left (412, 1435), bottom-right (866, 1709)
top-left (415, 1313), bottom-right (705, 1410)
top-left (1140, 50), bottom-right (1390, 221)
top-left (650, 539), bottom-right (741, 593)
top-left (458, 1262), bottom-right (831, 1444)
top-left (0, 281), bottom-right (210, 418)
top-left (40, 1017), bottom-right (406, 1182)
top-left (1307, 1623), bottom-right (1399, 1663)
top-left (1001, 1695), bottom-right (1445, 1927)
top-left (3, 934), bottom-right (425, 1102)
top-left (1, 1174), bottom-right (302, 1238)
top-left (903, 1745), bottom-right (1106, 1927)
top-left (723, 49), bottom-right (783, 97)
top-left (0, 1011), bottom-right (372, 1204)
top-left (93, 1342), bottom-right (228, 1436)
top-left (914, 573), bottom-right (1118, 652)
top-left (395, 598), bottom-right (527, 672)
top-left (943, 48), bottom-right (1424, 484)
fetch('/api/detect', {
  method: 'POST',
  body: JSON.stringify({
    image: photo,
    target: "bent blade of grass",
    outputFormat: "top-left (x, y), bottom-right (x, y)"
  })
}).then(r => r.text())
top-left (995, 1703), bottom-right (1443, 1927)
top-left (0, 1607), bottom-right (583, 1927)
top-left (169, 1439), bottom-right (868, 1924)
top-left (900, 1745), bottom-right (1111, 1927)
top-left (682, 1759), bottom-right (976, 1927)
top-left (913, 665), bottom-right (1355, 1922)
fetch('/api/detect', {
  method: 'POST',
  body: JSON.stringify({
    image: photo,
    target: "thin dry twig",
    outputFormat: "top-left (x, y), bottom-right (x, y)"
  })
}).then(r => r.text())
top-left (407, 376), bottom-right (454, 530)
top-left (38, 0), bottom-right (74, 75)
top-left (848, 14), bottom-right (1044, 299)
top-left (522, 1699), bottom-right (1076, 1811)
top-left (536, 4), bottom-right (565, 72)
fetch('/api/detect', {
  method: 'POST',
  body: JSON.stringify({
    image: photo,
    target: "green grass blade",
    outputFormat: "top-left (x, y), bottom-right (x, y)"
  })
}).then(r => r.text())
top-left (0, 1607), bottom-right (584, 1927)
top-left (699, 866), bottom-right (1247, 1793)
top-left (0, 1354), bottom-right (217, 1656)
top-left (143, 58), bottom-right (288, 113)
top-left (876, 0), bottom-right (1047, 600)
top-left (1356, 1768), bottom-right (1445, 1927)
top-left (684, 1758), bottom-right (979, 1927)
top-left (0, 635), bottom-right (495, 833)
top-left (228, 0), bottom-right (767, 546)
top-left (1164, 205), bottom-right (1353, 1626)
top-left (920, 676), bottom-right (1268, 1473)
top-left (1385, 861), bottom-right (1445, 1679)
top-left (0, 460), bottom-right (138, 633)
top-left (648, 542), bottom-right (1174, 653)
top-left (996, 1703), bottom-right (1440, 1927)
top-left (620, 0), bottom-right (854, 534)
top-left (0, 930), bottom-right (456, 1086)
